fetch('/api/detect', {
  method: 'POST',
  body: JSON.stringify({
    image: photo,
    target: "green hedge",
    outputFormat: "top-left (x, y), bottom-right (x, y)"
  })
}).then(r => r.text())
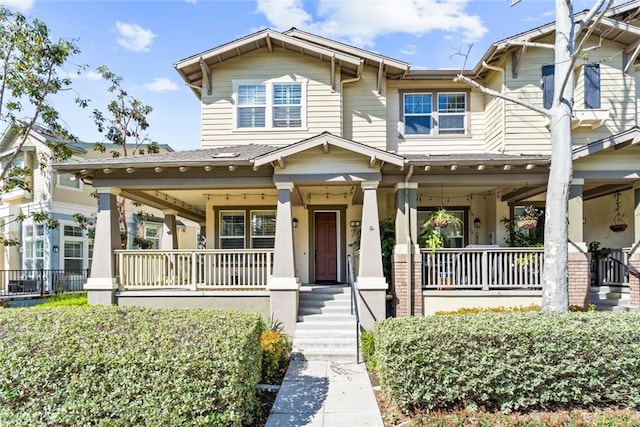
top-left (35, 292), bottom-right (88, 308)
top-left (0, 307), bottom-right (264, 426)
top-left (375, 312), bottom-right (640, 413)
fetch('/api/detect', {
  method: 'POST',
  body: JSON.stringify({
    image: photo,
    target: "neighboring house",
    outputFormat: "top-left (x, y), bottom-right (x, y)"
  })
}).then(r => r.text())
top-left (56, 1), bottom-right (640, 333)
top-left (0, 123), bottom-right (199, 293)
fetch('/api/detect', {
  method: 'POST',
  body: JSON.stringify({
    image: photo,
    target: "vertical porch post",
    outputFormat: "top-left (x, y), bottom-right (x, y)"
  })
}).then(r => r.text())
top-left (568, 178), bottom-right (589, 308)
top-left (161, 209), bottom-right (179, 250)
top-left (392, 182), bottom-right (421, 317)
top-left (629, 182), bottom-right (640, 308)
top-left (268, 182), bottom-right (300, 337)
top-left (85, 188), bottom-right (121, 305)
top-left (356, 181), bottom-right (387, 329)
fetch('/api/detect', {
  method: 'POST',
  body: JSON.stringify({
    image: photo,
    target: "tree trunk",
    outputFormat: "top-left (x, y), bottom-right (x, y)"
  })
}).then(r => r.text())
top-left (541, 0), bottom-right (574, 311)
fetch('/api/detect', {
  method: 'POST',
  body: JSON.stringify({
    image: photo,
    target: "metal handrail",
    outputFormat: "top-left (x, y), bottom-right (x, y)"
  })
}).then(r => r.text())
top-left (347, 255), bottom-right (361, 364)
top-left (605, 255), bottom-right (640, 280)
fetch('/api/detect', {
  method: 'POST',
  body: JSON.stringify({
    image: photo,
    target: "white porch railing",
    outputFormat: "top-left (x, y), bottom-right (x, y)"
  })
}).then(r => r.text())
top-left (596, 248), bottom-right (630, 285)
top-left (421, 247), bottom-right (544, 290)
top-left (116, 249), bottom-right (273, 290)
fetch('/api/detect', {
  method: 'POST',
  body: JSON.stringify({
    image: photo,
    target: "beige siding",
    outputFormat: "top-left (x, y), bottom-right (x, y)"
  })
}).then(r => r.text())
top-left (386, 80), bottom-right (486, 155)
top-left (274, 145), bottom-right (376, 175)
top-left (483, 64), bottom-right (506, 152)
top-left (342, 69), bottom-right (387, 149)
top-left (502, 37), bottom-right (637, 154)
top-left (200, 48), bottom-right (341, 148)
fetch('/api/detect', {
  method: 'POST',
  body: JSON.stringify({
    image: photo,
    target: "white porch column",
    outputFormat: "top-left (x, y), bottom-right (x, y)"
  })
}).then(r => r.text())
top-left (356, 181), bottom-right (387, 329)
top-left (268, 182), bottom-right (300, 337)
top-left (85, 188), bottom-right (121, 305)
top-left (568, 179), bottom-right (589, 308)
top-left (161, 209), bottom-right (179, 250)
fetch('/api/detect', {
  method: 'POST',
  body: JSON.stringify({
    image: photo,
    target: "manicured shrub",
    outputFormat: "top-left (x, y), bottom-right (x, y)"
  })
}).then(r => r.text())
top-left (375, 312), bottom-right (640, 413)
top-left (0, 306), bottom-right (263, 426)
top-left (35, 292), bottom-right (88, 308)
top-left (435, 304), bottom-right (540, 315)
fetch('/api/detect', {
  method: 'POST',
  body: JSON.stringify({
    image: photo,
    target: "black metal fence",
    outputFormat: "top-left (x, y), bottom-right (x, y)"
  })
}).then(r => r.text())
top-left (0, 269), bottom-right (89, 296)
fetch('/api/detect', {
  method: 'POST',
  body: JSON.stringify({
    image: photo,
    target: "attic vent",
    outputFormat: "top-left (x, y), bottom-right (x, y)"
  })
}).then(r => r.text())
top-left (212, 152), bottom-right (239, 158)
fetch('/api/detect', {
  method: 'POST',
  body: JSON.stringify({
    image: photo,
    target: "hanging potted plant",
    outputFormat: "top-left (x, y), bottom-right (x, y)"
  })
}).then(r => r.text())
top-left (517, 205), bottom-right (541, 229)
top-left (609, 192), bottom-right (627, 233)
top-left (427, 208), bottom-right (462, 229)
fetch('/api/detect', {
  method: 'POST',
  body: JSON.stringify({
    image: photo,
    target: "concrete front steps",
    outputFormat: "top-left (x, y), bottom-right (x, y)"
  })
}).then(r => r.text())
top-left (589, 284), bottom-right (631, 311)
top-left (291, 285), bottom-right (359, 362)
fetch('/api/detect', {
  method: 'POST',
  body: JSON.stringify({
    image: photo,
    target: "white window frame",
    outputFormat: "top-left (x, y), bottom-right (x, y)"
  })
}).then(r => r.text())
top-left (22, 222), bottom-right (46, 271)
top-left (144, 226), bottom-right (160, 249)
top-left (402, 91), bottom-right (468, 136)
top-left (219, 210), bottom-right (246, 249)
top-left (57, 172), bottom-right (82, 190)
top-left (61, 223), bottom-right (88, 272)
top-left (232, 78), bottom-right (308, 131)
top-left (250, 210), bottom-right (276, 249)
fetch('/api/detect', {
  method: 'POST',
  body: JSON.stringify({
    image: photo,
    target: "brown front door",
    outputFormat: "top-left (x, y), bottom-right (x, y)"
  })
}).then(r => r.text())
top-left (315, 212), bottom-right (337, 283)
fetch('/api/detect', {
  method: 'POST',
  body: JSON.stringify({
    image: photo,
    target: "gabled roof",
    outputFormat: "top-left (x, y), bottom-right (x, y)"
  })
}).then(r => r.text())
top-left (572, 126), bottom-right (640, 160)
top-left (252, 132), bottom-right (406, 168)
top-left (174, 28), bottom-right (410, 93)
top-left (474, 0), bottom-right (640, 77)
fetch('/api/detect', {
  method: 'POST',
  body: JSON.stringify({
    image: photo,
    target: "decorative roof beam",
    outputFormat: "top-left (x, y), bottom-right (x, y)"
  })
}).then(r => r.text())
top-left (624, 38), bottom-right (640, 73)
top-left (583, 184), bottom-right (632, 201)
top-left (501, 185), bottom-right (547, 203)
top-left (330, 54), bottom-right (336, 92)
top-left (511, 46), bottom-right (527, 78)
top-left (266, 34), bottom-right (272, 52)
top-left (377, 60), bottom-right (385, 95)
top-left (323, 141), bottom-right (329, 154)
top-left (199, 58), bottom-right (212, 95)
top-left (277, 156), bottom-right (285, 169)
top-left (369, 156), bottom-right (377, 168)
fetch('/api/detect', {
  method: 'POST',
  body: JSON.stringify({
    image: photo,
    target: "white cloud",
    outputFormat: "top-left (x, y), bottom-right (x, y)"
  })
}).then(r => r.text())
top-left (400, 44), bottom-right (417, 56)
top-left (143, 77), bottom-right (179, 93)
top-left (185, 0), bottom-right (197, 3)
top-left (3, 0), bottom-right (35, 13)
top-left (255, 0), bottom-right (487, 47)
top-left (115, 22), bottom-right (156, 52)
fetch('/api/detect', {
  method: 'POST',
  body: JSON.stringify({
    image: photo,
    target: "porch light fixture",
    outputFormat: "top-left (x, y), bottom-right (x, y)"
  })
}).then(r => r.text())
top-left (474, 218), bottom-right (481, 229)
top-left (154, 166), bottom-right (164, 173)
top-left (103, 168), bottom-right (113, 174)
top-left (350, 220), bottom-right (361, 228)
top-left (503, 165), bottom-right (512, 171)
top-left (228, 165), bottom-right (237, 171)
top-left (477, 164), bottom-right (485, 171)
top-left (179, 166), bottom-right (188, 173)
top-left (450, 164), bottom-right (458, 171)
top-left (204, 165), bottom-right (213, 172)
top-left (525, 163), bottom-right (535, 170)
top-left (292, 218), bottom-right (299, 228)
top-left (126, 167), bottom-right (135, 174)
top-left (52, 245), bottom-right (59, 253)
top-left (424, 165), bottom-right (431, 172)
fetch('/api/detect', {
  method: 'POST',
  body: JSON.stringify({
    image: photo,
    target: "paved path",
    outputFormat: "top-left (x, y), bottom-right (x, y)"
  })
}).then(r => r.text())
top-left (265, 360), bottom-right (383, 426)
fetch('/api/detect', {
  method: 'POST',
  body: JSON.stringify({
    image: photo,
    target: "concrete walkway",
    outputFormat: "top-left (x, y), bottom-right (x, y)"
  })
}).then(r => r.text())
top-left (265, 360), bottom-right (383, 426)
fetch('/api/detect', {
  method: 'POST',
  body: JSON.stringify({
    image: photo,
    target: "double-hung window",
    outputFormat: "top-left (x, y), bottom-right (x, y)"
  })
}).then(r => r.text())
top-left (23, 224), bottom-right (45, 270)
top-left (250, 210), bottom-right (276, 248)
top-left (220, 211), bottom-right (245, 249)
top-left (63, 225), bottom-right (85, 271)
top-left (235, 79), bottom-right (306, 129)
top-left (403, 92), bottom-right (467, 135)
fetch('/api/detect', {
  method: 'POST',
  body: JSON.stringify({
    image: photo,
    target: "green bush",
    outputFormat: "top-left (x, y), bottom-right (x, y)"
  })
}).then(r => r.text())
top-left (35, 292), bottom-right (88, 308)
top-left (375, 312), bottom-right (640, 413)
top-left (360, 329), bottom-right (377, 371)
top-left (0, 306), bottom-right (264, 426)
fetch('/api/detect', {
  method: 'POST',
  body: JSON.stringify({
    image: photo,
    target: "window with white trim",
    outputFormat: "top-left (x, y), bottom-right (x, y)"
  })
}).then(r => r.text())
top-left (57, 172), bottom-right (81, 189)
top-left (144, 226), bottom-right (160, 249)
top-left (63, 225), bottom-right (85, 271)
top-left (234, 79), bottom-right (306, 129)
top-left (220, 211), bottom-right (245, 249)
top-left (23, 223), bottom-right (45, 270)
top-left (403, 92), bottom-right (467, 135)
top-left (250, 210), bottom-right (276, 249)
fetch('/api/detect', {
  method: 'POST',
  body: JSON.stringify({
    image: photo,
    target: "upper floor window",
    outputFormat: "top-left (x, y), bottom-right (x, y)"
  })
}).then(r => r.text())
top-left (542, 64), bottom-right (600, 109)
top-left (403, 92), bottom-right (467, 136)
top-left (234, 79), bottom-right (306, 130)
top-left (57, 172), bottom-right (81, 189)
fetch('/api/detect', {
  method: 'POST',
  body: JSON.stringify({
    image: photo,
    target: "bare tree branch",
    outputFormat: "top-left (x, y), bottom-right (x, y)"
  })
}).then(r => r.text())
top-left (454, 74), bottom-right (550, 117)
top-left (575, 0), bottom-right (611, 33)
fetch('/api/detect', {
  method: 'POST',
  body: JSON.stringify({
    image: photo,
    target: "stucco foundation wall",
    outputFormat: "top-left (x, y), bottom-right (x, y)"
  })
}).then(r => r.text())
top-left (422, 290), bottom-right (542, 315)
top-left (116, 291), bottom-right (270, 317)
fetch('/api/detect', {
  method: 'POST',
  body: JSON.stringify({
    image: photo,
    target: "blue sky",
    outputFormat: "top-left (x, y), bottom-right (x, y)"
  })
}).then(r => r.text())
top-left (5, 0), bottom-right (612, 151)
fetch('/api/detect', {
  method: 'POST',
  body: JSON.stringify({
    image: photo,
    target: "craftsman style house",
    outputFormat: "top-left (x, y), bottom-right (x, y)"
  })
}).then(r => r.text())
top-left (0, 124), bottom-right (199, 294)
top-left (56, 1), bottom-right (640, 333)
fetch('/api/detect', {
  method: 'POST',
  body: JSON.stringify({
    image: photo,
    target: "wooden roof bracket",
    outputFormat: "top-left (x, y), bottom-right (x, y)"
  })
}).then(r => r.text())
top-left (199, 57), bottom-right (212, 95)
top-left (266, 33), bottom-right (273, 52)
top-left (511, 45), bottom-right (527, 78)
top-left (377, 60), bottom-right (385, 95)
top-left (330, 54), bottom-right (336, 92)
top-left (624, 38), bottom-right (640, 73)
